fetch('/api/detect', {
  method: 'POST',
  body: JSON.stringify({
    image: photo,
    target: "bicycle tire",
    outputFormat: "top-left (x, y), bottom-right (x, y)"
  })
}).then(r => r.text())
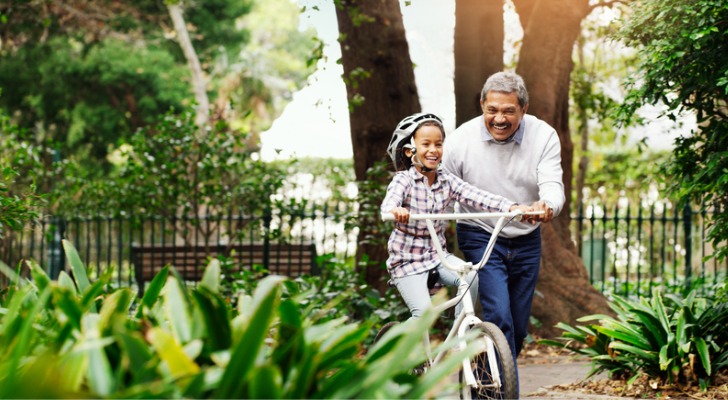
top-left (374, 321), bottom-right (399, 344)
top-left (459, 322), bottom-right (517, 400)
top-left (373, 321), bottom-right (429, 375)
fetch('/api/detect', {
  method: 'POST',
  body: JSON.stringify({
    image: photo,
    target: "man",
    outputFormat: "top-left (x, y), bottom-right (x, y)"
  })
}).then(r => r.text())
top-left (442, 71), bottom-right (565, 391)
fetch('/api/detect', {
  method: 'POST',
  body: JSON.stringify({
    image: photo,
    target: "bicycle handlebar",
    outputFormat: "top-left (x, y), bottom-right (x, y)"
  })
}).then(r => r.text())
top-left (380, 210), bottom-right (545, 222)
top-left (380, 210), bottom-right (545, 276)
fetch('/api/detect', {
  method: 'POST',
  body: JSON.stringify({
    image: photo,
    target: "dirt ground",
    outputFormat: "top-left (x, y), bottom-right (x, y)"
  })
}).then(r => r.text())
top-left (518, 339), bottom-right (728, 400)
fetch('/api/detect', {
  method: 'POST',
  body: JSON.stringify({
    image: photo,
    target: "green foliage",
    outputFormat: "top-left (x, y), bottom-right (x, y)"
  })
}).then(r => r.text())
top-left (0, 240), bottom-right (470, 398)
top-left (580, 149), bottom-right (670, 205)
top-left (0, 0), bottom-right (316, 168)
top-left (0, 37), bottom-right (191, 162)
top-left (229, 0), bottom-right (319, 137)
top-left (114, 110), bottom-right (287, 216)
top-left (353, 160), bottom-right (391, 248)
top-left (541, 284), bottom-right (728, 388)
top-left (0, 102), bottom-right (44, 237)
top-left (47, 109), bottom-right (292, 247)
top-left (0, 166), bottom-right (43, 239)
top-left (616, 0), bottom-right (728, 260)
top-left (569, 9), bottom-right (673, 206)
top-left (215, 250), bottom-right (409, 342)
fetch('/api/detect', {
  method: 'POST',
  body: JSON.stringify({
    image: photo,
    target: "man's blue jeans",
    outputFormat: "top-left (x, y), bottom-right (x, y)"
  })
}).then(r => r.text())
top-left (456, 223), bottom-right (541, 394)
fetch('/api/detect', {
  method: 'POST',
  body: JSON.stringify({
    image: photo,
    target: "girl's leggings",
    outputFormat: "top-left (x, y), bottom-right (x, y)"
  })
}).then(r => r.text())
top-left (393, 253), bottom-right (478, 318)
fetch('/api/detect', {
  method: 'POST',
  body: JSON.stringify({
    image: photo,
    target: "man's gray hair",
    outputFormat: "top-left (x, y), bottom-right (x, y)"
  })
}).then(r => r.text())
top-left (480, 71), bottom-right (529, 109)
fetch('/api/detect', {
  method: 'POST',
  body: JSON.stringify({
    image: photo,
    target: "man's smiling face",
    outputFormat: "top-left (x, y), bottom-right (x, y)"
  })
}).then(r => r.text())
top-left (481, 91), bottom-right (527, 141)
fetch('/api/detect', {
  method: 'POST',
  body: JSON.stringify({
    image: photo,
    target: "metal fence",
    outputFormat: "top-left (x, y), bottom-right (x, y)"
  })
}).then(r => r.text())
top-left (2, 201), bottom-right (725, 297)
top-left (572, 201), bottom-right (726, 298)
top-left (0, 203), bottom-right (359, 289)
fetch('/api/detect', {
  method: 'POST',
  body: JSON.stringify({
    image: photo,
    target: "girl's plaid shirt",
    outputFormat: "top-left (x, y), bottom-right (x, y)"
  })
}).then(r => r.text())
top-left (380, 167), bottom-right (514, 278)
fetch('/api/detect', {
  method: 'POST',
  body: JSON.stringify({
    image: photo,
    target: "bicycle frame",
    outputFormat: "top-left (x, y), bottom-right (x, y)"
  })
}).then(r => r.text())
top-left (381, 210), bottom-right (544, 390)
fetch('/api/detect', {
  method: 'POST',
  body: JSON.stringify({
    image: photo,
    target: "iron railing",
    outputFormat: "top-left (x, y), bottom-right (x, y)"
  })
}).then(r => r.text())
top-left (572, 201), bottom-right (726, 298)
top-left (0, 203), bottom-right (359, 289)
top-left (2, 201), bottom-right (725, 298)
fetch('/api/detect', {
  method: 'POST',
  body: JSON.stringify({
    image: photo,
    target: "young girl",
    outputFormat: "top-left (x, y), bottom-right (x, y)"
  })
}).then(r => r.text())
top-left (381, 112), bottom-right (529, 319)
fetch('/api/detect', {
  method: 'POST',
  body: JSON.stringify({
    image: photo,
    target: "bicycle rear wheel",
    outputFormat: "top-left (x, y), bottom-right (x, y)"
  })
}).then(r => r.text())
top-left (460, 322), bottom-right (517, 400)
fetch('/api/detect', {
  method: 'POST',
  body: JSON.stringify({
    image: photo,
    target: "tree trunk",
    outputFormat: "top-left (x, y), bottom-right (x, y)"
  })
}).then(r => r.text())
top-left (335, 0), bottom-right (421, 291)
top-left (454, 0), bottom-right (504, 126)
top-left (513, 0), bottom-right (611, 338)
top-left (574, 36), bottom-right (589, 221)
top-left (167, 2), bottom-right (210, 128)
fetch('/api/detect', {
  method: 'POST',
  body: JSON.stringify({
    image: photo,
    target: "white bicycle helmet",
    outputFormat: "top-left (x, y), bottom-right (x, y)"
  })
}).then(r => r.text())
top-left (386, 113), bottom-right (444, 170)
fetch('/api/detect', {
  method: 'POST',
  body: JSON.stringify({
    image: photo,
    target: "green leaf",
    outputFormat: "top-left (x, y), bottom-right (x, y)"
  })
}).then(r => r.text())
top-left (610, 342), bottom-right (658, 362)
top-left (191, 289), bottom-right (231, 350)
top-left (81, 314), bottom-right (114, 396)
top-left (199, 258), bottom-right (221, 294)
top-left (594, 325), bottom-right (651, 349)
top-left (163, 275), bottom-right (192, 343)
top-left (659, 344), bottom-right (674, 371)
top-left (631, 309), bottom-right (667, 347)
top-left (135, 265), bottom-right (169, 319)
top-left (58, 350), bottom-right (89, 392)
top-left (57, 271), bottom-right (78, 293)
top-left (99, 289), bottom-right (132, 330)
top-left (0, 260), bottom-right (21, 286)
top-left (53, 290), bottom-right (84, 331)
top-left (214, 275), bottom-right (286, 398)
top-left (62, 239), bottom-right (92, 296)
top-left (651, 291), bottom-right (672, 336)
top-left (148, 327), bottom-right (200, 379)
top-left (248, 365), bottom-right (283, 399)
top-left (80, 278), bottom-right (107, 313)
top-left (695, 337), bottom-right (711, 376)
top-left (3, 286), bottom-right (52, 384)
top-left (26, 259), bottom-right (51, 291)
top-left (116, 331), bottom-right (155, 381)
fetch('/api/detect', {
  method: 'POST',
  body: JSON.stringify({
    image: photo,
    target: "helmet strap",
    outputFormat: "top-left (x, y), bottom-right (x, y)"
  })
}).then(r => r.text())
top-left (406, 138), bottom-right (433, 173)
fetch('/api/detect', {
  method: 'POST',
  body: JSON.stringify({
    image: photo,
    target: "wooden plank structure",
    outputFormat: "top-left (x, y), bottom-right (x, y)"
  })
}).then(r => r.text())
top-left (131, 242), bottom-right (318, 295)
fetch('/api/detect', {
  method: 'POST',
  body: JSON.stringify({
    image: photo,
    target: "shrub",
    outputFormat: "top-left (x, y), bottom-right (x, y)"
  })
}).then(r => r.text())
top-left (0, 240), bottom-right (470, 398)
top-left (541, 284), bottom-right (728, 390)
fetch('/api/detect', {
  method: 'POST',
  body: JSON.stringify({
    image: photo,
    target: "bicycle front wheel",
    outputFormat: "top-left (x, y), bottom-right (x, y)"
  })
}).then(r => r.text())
top-left (460, 322), bottom-right (517, 400)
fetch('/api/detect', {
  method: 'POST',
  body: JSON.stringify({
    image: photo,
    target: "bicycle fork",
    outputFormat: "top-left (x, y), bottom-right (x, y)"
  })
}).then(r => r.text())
top-left (453, 280), bottom-right (502, 391)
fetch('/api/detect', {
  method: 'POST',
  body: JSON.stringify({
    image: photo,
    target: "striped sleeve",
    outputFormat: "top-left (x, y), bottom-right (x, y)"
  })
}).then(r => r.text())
top-left (444, 171), bottom-right (515, 212)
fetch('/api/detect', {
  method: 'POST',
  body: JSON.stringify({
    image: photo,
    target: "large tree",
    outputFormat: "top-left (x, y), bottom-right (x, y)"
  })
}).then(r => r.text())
top-left (510, 0), bottom-right (613, 337)
top-left (334, 0), bottom-right (421, 289)
top-left (338, 0), bottom-right (617, 336)
top-left (454, 0), bottom-right (504, 125)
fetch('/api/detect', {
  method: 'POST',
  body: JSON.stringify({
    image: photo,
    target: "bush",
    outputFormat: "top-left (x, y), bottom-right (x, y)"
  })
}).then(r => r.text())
top-left (541, 283), bottom-right (728, 390)
top-left (0, 166), bottom-right (43, 239)
top-left (0, 240), bottom-right (470, 398)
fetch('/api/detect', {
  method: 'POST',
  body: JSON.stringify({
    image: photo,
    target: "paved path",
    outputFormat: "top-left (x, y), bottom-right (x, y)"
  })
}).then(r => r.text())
top-left (520, 361), bottom-right (621, 399)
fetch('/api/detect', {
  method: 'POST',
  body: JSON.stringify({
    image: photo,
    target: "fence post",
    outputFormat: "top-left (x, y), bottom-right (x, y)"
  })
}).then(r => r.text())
top-left (48, 217), bottom-right (65, 279)
top-left (683, 203), bottom-right (692, 291)
top-left (263, 207), bottom-right (272, 272)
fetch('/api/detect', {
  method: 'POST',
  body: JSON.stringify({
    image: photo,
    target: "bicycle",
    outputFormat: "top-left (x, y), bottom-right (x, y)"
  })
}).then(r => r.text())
top-left (377, 209), bottom-right (543, 399)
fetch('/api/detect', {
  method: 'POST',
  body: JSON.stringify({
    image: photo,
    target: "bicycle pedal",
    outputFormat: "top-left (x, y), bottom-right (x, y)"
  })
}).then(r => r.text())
top-left (411, 364), bottom-right (428, 376)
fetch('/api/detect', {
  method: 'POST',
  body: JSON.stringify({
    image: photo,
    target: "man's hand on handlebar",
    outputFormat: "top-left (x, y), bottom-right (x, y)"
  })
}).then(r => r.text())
top-left (389, 207), bottom-right (410, 223)
top-left (528, 200), bottom-right (554, 223)
top-left (509, 204), bottom-right (535, 223)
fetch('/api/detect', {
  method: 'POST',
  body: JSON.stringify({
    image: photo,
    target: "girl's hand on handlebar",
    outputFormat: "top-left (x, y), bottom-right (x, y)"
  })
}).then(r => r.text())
top-left (389, 207), bottom-right (410, 223)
